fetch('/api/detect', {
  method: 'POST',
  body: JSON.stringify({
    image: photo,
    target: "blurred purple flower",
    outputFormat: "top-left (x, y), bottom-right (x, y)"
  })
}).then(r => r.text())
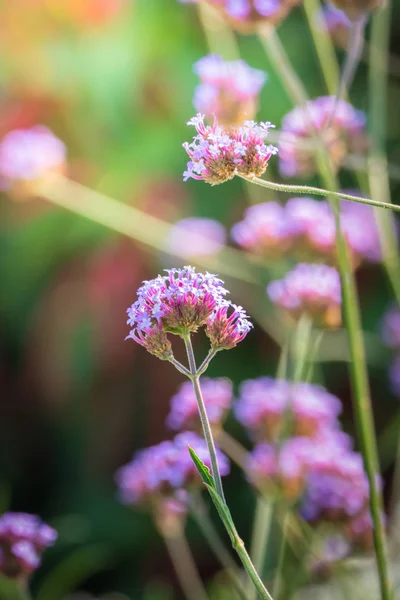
top-left (166, 377), bottom-right (233, 431)
top-left (166, 217), bottom-right (226, 258)
top-left (279, 96), bottom-right (367, 178)
top-left (193, 54), bottom-right (266, 125)
top-left (315, 4), bottom-right (352, 48)
top-left (382, 305), bottom-right (400, 350)
top-left (267, 263), bottom-right (342, 327)
top-left (0, 513), bottom-right (57, 579)
top-left (115, 432), bottom-right (230, 508)
top-left (0, 126), bottom-right (66, 188)
top-left (231, 202), bottom-right (297, 257)
top-left (183, 113), bottom-right (277, 185)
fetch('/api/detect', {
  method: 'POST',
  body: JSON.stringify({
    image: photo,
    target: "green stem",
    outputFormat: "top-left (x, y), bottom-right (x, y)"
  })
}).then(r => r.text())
top-left (272, 512), bottom-right (290, 599)
top-left (232, 538), bottom-right (274, 600)
top-left (169, 357), bottom-right (192, 377)
top-left (197, 348), bottom-right (218, 376)
top-left (162, 530), bottom-right (209, 600)
top-left (238, 175), bottom-right (400, 213)
top-left (184, 335), bottom-right (226, 502)
top-left (247, 498), bottom-right (273, 600)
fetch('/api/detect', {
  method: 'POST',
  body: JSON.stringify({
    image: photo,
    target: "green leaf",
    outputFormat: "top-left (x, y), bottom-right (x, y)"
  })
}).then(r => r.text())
top-left (188, 446), bottom-right (215, 488)
top-left (204, 484), bottom-right (237, 547)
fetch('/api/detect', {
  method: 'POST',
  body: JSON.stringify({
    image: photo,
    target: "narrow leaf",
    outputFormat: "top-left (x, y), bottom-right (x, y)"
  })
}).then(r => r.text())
top-left (205, 484), bottom-right (237, 545)
top-left (188, 446), bottom-right (215, 488)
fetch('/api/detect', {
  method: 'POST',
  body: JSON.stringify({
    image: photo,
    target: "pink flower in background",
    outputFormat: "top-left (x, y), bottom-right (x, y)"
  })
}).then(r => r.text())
top-left (279, 96), bottom-right (367, 178)
top-left (166, 377), bottom-right (233, 431)
top-left (166, 217), bottom-right (226, 258)
top-left (315, 4), bottom-right (352, 48)
top-left (267, 263), bottom-right (342, 327)
top-left (183, 113), bottom-right (277, 185)
top-left (193, 54), bottom-right (267, 124)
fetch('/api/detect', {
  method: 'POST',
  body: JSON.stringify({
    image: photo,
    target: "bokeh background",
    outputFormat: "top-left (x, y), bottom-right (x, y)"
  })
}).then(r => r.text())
top-left (1, 0), bottom-right (400, 598)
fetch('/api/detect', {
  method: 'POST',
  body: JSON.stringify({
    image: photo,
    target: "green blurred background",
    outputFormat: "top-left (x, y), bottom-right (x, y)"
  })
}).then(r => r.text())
top-left (1, 0), bottom-right (400, 597)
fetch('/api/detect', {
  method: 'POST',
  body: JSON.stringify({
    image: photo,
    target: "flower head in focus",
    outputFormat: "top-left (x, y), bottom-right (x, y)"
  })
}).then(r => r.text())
top-left (166, 217), bottom-right (226, 259)
top-left (166, 377), bottom-right (233, 431)
top-left (267, 263), bottom-right (342, 328)
top-left (0, 513), bottom-right (57, 580)
top-left (193, 54), bottom-right (267, 125)
top-left (316, 4), bottom-right (352, 48)
top-left (183, 113), bottom-right (277, 185)
top-left (279, 96), bottom-right (367, 178)
top-left (126, 266), bottom-right (252, 358)
top-left (0, 126), bottom-right (66, 198)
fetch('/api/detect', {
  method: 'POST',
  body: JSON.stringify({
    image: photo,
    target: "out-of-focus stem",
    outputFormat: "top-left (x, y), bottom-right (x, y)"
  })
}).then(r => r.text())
top-left (162, 530), bottom-right (209, 600)
top-left (216, 429), bottom-right (249, 470)
top-left (239, 174), bottom-right (400, 212)
top-left (247, 498), bottom-right (273, 600)
top-left (196, 2), bottom-right (240, 59)
top-left (272, 512), bottom-right (290, 599)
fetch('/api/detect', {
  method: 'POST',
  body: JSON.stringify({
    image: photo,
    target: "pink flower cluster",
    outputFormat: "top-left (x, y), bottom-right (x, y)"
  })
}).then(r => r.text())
top-left (0, 513), bottom-right (57, 579)
top-left (267, 263), bottom-right (342, 328)
top-left (126, 266), bottom-right (252, 358)
top-left (183, 113), bottom-right (277, 185)
top-left (193, 54), bottom-right (266, 125)
top-left (115, 432), bottom-right (230, 511)
top-left (0, 126), bottom-right (66, 190)
top-left (166, 377), bottom-right (233, 431)
top-left (279, 96), bottom-right (367, 178)
top-left (166, 217), bottom-right (226, 259)
top-left (232, 196), bottom-right (382, 266)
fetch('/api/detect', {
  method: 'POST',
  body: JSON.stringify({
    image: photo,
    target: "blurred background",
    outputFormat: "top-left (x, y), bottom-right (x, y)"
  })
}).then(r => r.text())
top-left (1, 0), bottom-right (400, 598)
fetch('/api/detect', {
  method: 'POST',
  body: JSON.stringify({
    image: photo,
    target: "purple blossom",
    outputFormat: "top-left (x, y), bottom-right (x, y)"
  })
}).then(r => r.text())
top-left (279, 96), bottom-right (367, 178)
top-left (309, 534), bottom-right (351, 576)
top-left (382, 306), bottom-right (400, 350)
top-left (0, 513), bottom-right (57, 579)
top-left (235, 378), bottom-right (342, 440)
top-left (193, 54), bottom-right (266, 125)
top-left (183, 113), bottom-right (277, 185)
top-left (126, 266), bottom-right (252, 357)
top-left (231, 202), bottom-right (297, 256)
top-left (0, 126), bottom-right (66, 188)
top-left (166, 217), bottom-right (226, 258)
top-left (166, 377), bottom-right (233, 431)
top-left (389, 355), bottom-right (400, 398)
top-left (267, 263), bottom-right (342, 327)
top-left (115, 432), bottom-right (230, 509)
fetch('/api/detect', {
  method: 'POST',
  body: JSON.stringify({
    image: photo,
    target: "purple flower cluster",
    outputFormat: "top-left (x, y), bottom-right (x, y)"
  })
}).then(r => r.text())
top-left (166, 377), bottom-right (233, 431)
top-left (166, 217), bottom-right (226, 258)
top-left (267, 263), bottom-right (342, 328)
top-left (126, 266), bottom-right (252, 358)
top-left (279, 96), bottom-right (367, 178)
top-left (231, 196), bottom-right (382, 266)
top-left (235, 378), bottom-right (342, 440)
top-left (193, 54), bottom-right (266, 125)
top-left (116, 432), bottom-right (230, 509)
top-left (183, 113), bottom-right (277, 185)
top-left (0, 513), bottom-right (57, 579)
top-left (179, 0), bottom-right (301, 33)
top-left (316, 4), bottom-right (352, 48)
top-left (0, 126), bottom-right (66, 189)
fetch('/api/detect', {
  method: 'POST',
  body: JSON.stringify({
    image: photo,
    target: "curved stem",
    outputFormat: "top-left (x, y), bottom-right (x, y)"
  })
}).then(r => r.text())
top-left (238, 174), bottom-right (400, 213)
top-left (183, 335), bottom-right (226, 502)
top-left (162, 530), bottom-right (209, 600)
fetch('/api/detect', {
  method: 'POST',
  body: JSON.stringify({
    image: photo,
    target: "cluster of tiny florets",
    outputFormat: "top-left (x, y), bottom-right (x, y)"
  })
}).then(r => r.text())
top-left (166, 217), bottom-right (226, 259)
top-left (126, 266), bottom-right (252, 357)
top-left (231, 196), bottom-right (382, 266)
top-left (0, 513), bottom-right (57, 579)
top-left (166, 377), bottom-right (233, 431)
top-left (267, 263), bottom-right (342, 328)
top-left (193, 54), bottom-right (267, 125)
top-left (279, 96), bottom-right (367, 178)
top-left (183, 114), bottom-right (277, 185)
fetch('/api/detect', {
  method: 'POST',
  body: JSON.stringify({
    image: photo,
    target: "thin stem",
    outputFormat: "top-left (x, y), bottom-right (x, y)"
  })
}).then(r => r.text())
top-left (170, 357), bottom-right (192, 377)
top-left (232, 539), bottom-right (274, 600)
top-left (216, 429), bottom-right (249, 470)
top-left (196, 348), bottom-right (218, 377)
top-left (272, 512), bottom-right (290, 599)
top-left (247, 498), bottom-right (273, 600)
top-left (238, 174), bottom-right (400, 213)
top-left (183, 334), bottom-right (226, 502)
top-left (292, 314), bottom-right (313, 382)
top-left (162, 530), bottom-right (209, 600)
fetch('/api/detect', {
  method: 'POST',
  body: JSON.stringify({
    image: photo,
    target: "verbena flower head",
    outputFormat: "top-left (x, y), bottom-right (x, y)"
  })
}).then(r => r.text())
top-left (0, 126), bottom-right (66, 192)
top-left (0, 513), bottom-right (57, 579)
top-left (235, 377), bottom-right (342, 440)
top-left (126, 266), bottom-right (252, 357)
top-left (180, 0), bottom-right (302, 33)
top-left (115, 432), bottom-right (230, 509)
top-left (382, 305), bottom-right (400, 350)
top-left (166, 377), bottom-right (233, 431)
top-left (193, 54), bottom-right (267, 125)
top-left (166, 217), bottom-right (226, 258)
top-left (267, 263), bottom-right (342, 328)
top-left (389, 355), bottom-right (400, 398)
top-left (183, 113), bottom-right (277, 185)
top-left (316, 4), bottom-right (352, 48)
top-left (279, 96), bottom-right (367, 178)
top-left (231, 202), bottom-right (297, 257)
